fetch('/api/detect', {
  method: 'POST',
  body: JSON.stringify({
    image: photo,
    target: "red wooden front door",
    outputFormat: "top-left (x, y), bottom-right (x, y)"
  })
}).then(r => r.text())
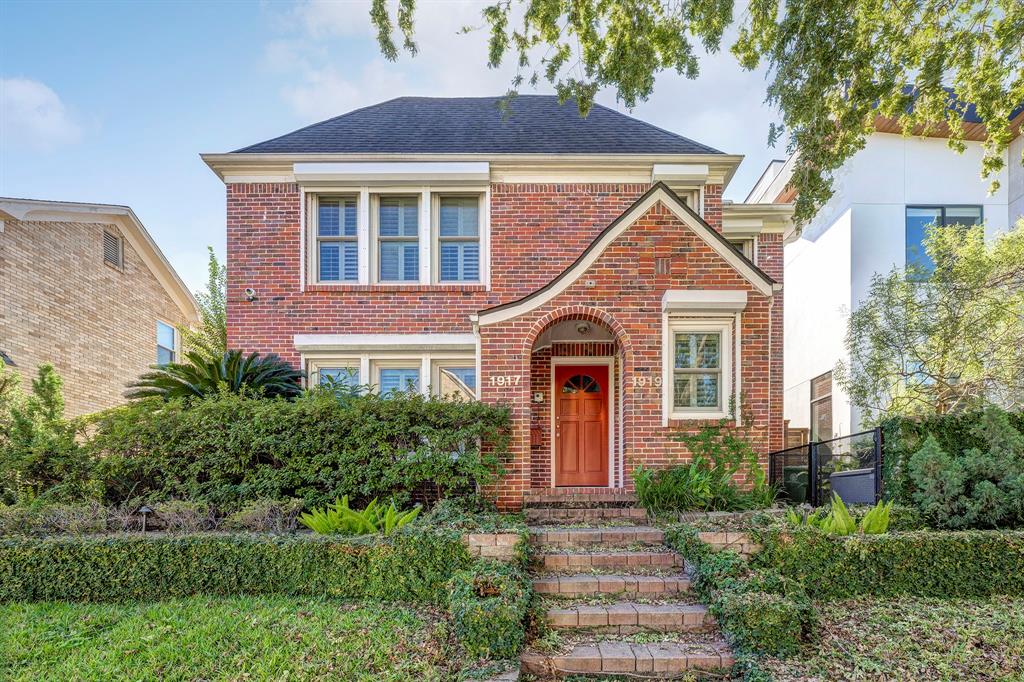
top-left (554, 364), bottom-right (609, 487)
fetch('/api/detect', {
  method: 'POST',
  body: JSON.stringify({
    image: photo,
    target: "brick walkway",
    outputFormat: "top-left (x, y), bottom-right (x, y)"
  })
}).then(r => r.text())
top-left (515, 490), bottom-right (735, 679)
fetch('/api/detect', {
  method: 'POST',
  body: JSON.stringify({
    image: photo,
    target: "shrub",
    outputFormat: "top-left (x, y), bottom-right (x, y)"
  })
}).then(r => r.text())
top-left (634, 408), bottom-right (774, 515)
top-left (152, 500), bottom-right (217, 532)
top-left (447, 561), bottom-right (531, 660)
top-left (904, 408), bottom-right (1024, 529)
top-left (752, 527), bottom-right (1024, 599)
top-left (665, 524), bottom-right (814, 656)
top-left (0, 527), bottom-right (472, 604)
top-left (86, 390), bottom-right (510, 509)
top-left (422, 496), bottom-right (527, 533)
top-left (881, 407), bottom-right (1024, 506)
top-left (222, 498), bottom-right (304, 532)
top-left (785, 495), bottom-right (893, 535)
top-left (125, 350), bottom-right (303, 401)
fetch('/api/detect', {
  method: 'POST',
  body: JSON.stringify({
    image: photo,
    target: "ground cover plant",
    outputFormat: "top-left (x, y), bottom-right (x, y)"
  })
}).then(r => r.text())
top-left (0, 596), bottom-right (455, 682)
top-left (759, 596), bottom-right (1024, 682)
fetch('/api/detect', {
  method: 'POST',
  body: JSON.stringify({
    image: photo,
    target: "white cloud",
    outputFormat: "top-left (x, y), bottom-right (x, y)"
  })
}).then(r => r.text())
top-left (0, 78), bottom-right (81, 151)
top-left (268, 2), bottom-right (783, 197)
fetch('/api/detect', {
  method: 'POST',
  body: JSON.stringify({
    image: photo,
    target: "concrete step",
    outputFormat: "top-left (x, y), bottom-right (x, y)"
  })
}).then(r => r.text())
top-left (523, 490), bottom-right (638, 509)
top-left (536, 550), bottom-right (683, 571)
top-left (520, 639), bottom-right (735, 678)
top-left (529, 526), bottom-right (664, 547)
top-left (547, 601), bottom-right (715, 633)
top-left (532, 574), bottom-right (690, 597)
top-left (525, 506), bottom-right (648, 524)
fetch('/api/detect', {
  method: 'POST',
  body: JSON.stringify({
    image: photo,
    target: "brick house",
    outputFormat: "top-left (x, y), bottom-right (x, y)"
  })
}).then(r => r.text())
top-left (0, 198), bottom-right (199, 418)
top-left (202, 96), bottom-right (792, 509)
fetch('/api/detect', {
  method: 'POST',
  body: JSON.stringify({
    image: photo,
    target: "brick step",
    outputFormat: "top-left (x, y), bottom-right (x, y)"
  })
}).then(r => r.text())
top-left (525, 507), bottom-right (648, 524)
top-left (533, 574), bottom-right (690, 597)
top-left (529, 526), bottom-right (664, 547)
top-left (536, 550), bottom-right (683, 571)
top-left (520, 638), bottom-right (734, 678)
top-left (524, 490), bottom-right (638, 509)
top-left (547, 601), bottom-right (715, 633)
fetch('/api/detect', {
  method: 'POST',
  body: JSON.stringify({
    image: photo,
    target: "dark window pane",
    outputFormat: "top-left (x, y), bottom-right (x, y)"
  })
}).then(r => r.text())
top-left (906, 207), bottom-right (943, 275)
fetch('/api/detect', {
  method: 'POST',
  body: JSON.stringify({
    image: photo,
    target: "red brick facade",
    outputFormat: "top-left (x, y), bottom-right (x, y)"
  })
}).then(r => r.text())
top-left (226, 181), bottom-right (782, 510)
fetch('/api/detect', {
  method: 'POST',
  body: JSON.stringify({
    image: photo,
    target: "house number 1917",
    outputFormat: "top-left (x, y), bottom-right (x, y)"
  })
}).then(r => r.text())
top-left (489, 375), bottom-right (522, 387)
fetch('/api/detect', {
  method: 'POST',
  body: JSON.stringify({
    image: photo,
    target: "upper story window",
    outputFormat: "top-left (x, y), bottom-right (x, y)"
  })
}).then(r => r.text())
top-left (103, 230), bottom-right (124, 270)
top-left (906, 205), bottom-right (982, 276)
top-left (306, 187), bottom-right (487, 287)
top-left (156, 321), bottom-right (177, 365)
top-left (436, 196), bottom-right (481, 282)
top-left (374, 196), bottom-right (420, 282)
top-left (317, 197), bottom-right (358, 282)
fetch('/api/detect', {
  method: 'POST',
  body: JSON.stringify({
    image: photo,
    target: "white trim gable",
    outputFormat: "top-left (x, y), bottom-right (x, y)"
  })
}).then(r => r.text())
top-left (475, 184), bottom-right (775, 327)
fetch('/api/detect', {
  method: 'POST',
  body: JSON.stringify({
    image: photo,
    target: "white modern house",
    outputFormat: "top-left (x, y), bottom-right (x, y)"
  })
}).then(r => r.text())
top-left (748, 114), bottom-right (1024, 442)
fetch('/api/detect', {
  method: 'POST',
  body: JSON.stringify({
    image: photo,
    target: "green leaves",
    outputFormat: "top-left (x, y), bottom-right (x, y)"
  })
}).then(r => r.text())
top-left (299, 496), bottom-right (421, 536)
top-left (447, 560), bottom-right (530, 660)
top-left (368, 0), bottom-right (1023, 226)
top-left (838, 222), bottom-right (1024, 422)
top-left (178, 247), bottom-right (227, 363)
top-left (125, 350), bottom-right (304, 402)
top-left (785, 495), bottom-right (893, 535)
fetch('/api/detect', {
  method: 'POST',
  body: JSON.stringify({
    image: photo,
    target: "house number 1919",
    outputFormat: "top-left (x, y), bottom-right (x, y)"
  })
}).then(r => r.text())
top-left (630, 376), bottom-right (663, 388)
top-left (489, 375), bottom-right (522, 387)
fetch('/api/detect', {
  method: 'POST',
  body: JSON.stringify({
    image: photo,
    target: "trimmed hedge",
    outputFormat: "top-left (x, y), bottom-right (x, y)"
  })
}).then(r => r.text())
top-left (79, 392), bottom-right (511, 510)
top-left (752, 527), bottom-right (1024, 599)
top-left (0, 528), bottom-right (472, 605)
top-left (667, 525), bottom-right (814, 657)
top-left (447, 561), bottom-right (531, 660)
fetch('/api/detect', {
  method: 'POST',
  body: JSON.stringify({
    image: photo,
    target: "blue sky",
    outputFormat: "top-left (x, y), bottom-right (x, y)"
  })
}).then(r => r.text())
top-left (1, 0), bottom-right (781, 292)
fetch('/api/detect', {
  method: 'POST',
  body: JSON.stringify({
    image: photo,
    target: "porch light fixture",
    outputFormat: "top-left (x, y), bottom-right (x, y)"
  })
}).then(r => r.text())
top-left (575, 322), bottom-right (592, 336)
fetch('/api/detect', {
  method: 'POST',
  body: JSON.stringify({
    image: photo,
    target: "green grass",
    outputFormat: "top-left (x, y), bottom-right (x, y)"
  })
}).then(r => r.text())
top-left (761, 596), bottom-right (1024, 681)
top-left (0, 597), bottom-right (455, 681)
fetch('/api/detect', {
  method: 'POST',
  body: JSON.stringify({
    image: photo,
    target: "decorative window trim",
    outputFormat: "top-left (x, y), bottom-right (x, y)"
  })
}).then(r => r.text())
top-left (303, 185), bottom-right (490, 288)
top-left (303, 350), bottom-right (476, 398)
top-left (662, 317), bottom-right (734, 422)
top-left (432, 193), bottom-right (485, 284)
top-left (311, 195), bottom-right (358, 283)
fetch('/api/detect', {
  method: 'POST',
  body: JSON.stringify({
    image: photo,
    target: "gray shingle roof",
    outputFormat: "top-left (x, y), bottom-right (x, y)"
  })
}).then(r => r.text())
top-left (233, 96), bottom-right (722, 155)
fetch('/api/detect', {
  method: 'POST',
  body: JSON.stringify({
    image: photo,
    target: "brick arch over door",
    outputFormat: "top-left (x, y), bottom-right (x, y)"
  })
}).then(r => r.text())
top-left (525, 306), bottom-right (632, 490)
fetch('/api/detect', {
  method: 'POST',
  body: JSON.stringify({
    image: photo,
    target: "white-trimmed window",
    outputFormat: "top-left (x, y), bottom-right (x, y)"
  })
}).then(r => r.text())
top-left (374, 196), bottom-right (420, 282)
top-left (728, 238), bottom-right (754, 260)
top-left (316, 196), bottom-right (358, 282)
top-left (156, 321), bottom-right (177, 365)
top-left (309, 359), bottom-right (361, 389)
top-left (432, 361), bottom-right (477, 400)
top-left (435, 195), bottom-right (482, 283)
top-left (373, 361), bottom-right (421, 395)
top-left (663, 319), bottom-right (733, 420)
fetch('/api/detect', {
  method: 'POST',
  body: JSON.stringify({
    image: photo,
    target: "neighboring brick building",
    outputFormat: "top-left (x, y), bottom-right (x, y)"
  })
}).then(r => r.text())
top-left (0, 198), bottom-right (199, 417)
top-left (203, 96), bottom-right (793, 509)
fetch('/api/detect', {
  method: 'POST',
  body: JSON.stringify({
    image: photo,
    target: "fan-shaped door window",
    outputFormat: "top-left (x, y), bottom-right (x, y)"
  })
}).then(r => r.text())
top-left (561, 374), bottom-right (601, 394)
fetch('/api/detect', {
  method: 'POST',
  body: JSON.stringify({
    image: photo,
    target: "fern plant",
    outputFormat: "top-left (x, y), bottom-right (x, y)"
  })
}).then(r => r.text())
top-left (299, 496), bottom-right (420, 536)
top-left (126, 350), bottom-right (303, 401)
top-left (786, 495), bottom-right (893, 535)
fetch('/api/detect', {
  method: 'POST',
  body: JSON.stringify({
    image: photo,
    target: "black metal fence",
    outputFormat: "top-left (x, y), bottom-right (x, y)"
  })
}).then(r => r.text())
top-left (769, 427), bottom-right (883, 506)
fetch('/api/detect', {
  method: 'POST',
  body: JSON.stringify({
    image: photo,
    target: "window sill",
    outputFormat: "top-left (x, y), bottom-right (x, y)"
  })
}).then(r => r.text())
top-left (668, 410), bottom-right (731, 422)
top-left (307, 283), bottom-right (488, 293)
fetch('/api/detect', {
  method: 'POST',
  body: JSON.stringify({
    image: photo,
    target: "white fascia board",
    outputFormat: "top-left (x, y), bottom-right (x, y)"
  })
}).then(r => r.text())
top-left (652, 163), bottom-right (710, 186)
top-left (662, 290), bottom-right (748, 313)
top-left (477, 186), bottom-right (774, 326)
top-left (294, 333), bottom-right (478, 352)
top-left (293, 162), bottom-right (490, 185)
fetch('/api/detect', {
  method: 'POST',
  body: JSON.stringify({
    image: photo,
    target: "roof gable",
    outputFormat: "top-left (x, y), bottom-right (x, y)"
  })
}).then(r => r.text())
top-left (475, 183), bottom-right (777, 326)
top-left (233, 96), bottom-right (722, 156)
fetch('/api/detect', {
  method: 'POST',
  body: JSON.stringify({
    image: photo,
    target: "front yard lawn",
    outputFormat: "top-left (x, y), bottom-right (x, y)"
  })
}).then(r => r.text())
top-left (0, 597), bottom-right (455, 682)
top-left (760, 596), bottom-right (1024, 681)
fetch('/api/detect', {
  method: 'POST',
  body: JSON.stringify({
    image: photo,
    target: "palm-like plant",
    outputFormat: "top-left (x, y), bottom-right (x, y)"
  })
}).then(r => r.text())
top-left (126, 350), bottom-right (303, 400)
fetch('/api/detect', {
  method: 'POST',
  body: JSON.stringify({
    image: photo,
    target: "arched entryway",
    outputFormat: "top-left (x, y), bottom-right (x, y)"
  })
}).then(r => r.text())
top-left (526, 310), bottom-right (631, 489)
